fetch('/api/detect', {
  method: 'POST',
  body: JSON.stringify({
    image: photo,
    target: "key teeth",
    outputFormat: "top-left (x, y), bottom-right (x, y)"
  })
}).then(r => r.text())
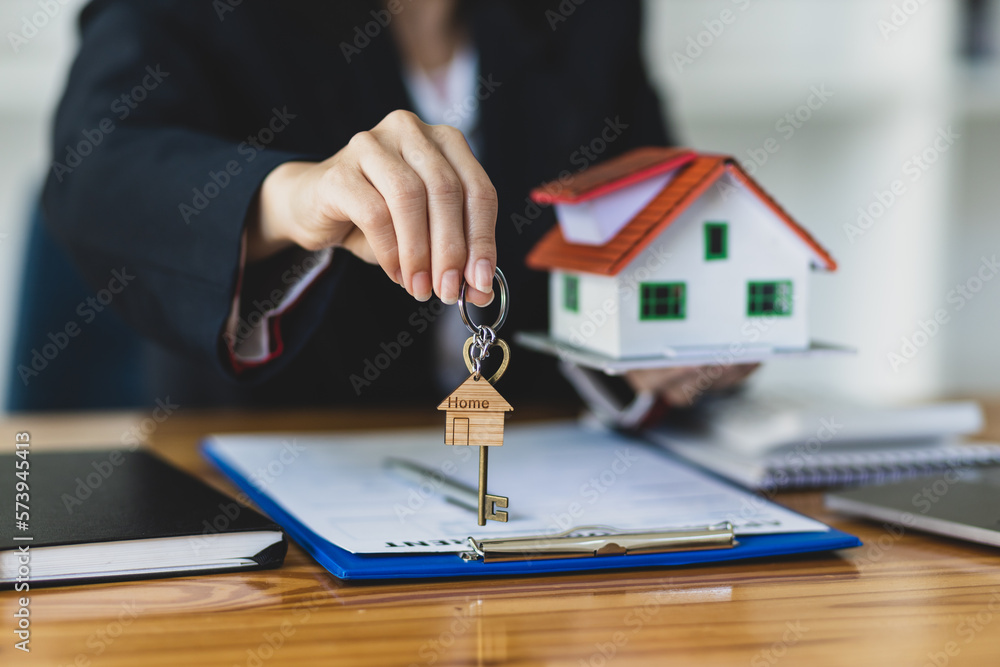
top-left (485, 494), bottom-right (509, 522)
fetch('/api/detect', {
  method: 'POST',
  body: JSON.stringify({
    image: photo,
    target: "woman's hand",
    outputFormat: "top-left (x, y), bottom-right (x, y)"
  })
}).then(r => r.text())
top-left (626, 363), bottom-right (759, 406)
top-left (248, 110), bottom-right (498, 306)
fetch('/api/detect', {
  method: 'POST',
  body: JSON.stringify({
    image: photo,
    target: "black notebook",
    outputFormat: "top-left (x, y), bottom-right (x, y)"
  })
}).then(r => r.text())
top-left (1, 449), bottom-right (286, 587)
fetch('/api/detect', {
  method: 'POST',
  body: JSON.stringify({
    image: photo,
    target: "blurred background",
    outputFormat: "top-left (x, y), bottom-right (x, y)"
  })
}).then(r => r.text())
top-left (0, 0), bottom-right (997, 412)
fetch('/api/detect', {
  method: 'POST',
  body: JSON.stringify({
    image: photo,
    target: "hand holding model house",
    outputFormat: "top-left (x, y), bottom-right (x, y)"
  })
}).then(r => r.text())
top-left (521, 147), bottom-right (843, 406)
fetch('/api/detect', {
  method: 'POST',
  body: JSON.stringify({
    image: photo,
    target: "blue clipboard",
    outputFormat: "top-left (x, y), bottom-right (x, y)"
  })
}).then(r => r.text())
top-left (202, 441), bottom-right (861, 581)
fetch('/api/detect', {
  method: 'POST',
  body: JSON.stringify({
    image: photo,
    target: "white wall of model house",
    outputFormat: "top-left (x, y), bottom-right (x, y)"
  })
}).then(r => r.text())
top-left (549, 172), bottom-right (818, 359)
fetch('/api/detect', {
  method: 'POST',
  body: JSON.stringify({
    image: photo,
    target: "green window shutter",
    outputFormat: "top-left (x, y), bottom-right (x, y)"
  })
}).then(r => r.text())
top-left (705, 222), bottom-right (728, 260)
top-left (640, 283), bottom-right (686, 321)
top-left (747, 281), bottom-right (793, 316)
top-left (563, 275), bottom-right (579, 312)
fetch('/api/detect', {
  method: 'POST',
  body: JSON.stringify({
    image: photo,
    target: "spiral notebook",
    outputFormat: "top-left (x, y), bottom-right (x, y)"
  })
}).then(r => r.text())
top-left (646, 393), bottom-right (1000, 490)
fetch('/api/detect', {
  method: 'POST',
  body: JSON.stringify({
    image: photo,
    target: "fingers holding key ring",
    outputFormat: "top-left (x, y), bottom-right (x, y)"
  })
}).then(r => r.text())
top-left (459, 267), bottom-right (510, 384)
top-left (458, 266), bottom-right (509, 335)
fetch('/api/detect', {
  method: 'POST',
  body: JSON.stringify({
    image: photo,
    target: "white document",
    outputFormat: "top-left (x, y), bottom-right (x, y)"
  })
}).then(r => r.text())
top-left (204, 421), bottom-right (828, 555)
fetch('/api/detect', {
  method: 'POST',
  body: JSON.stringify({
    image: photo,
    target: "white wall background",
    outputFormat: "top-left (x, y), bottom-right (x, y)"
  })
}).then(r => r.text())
top-left (643, 0), bottom-right (996, 404)
top-left (0, 0), bottom-right (997, 411)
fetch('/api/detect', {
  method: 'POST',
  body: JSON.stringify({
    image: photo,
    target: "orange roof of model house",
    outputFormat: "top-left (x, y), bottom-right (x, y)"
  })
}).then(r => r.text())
top-left (526, 147), bottom-right (837, 276)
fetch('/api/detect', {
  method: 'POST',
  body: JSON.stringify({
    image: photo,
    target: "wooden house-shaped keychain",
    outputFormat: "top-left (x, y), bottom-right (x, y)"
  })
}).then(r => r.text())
top-left (438, 371), bottom-right (514, 525)
top-left (438, 375), bottom-right (513, 447)
top-left (520, 147), bottom-right (844, 368)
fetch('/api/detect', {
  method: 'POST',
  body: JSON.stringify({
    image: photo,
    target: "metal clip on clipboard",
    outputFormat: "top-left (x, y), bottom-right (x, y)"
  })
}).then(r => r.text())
top-left (461, 522), bottom-right (736, 563)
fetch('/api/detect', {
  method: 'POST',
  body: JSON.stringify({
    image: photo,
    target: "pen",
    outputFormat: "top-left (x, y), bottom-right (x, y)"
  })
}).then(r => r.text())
top-left (383, 457), bottom-right (482, 515)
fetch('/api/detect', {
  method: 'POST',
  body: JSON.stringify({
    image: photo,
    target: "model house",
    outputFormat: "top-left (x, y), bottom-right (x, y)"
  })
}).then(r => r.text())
top-left (526, 147), bottom-right (837, 359)
top-left (438, 375), bottom-right (513, 447)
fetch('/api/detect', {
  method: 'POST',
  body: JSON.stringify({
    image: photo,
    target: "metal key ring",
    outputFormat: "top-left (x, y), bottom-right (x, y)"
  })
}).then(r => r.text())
top-left (458, 266), bottom-right (509, 335)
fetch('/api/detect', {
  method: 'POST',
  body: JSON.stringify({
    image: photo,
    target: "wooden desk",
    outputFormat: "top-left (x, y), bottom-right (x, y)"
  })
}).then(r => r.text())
top-left (3, 407), bottom-right (1000, 667)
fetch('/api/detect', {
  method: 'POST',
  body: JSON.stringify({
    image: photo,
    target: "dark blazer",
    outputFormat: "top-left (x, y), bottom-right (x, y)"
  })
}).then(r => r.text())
top-left (42, 0), bottom-right (672, 408)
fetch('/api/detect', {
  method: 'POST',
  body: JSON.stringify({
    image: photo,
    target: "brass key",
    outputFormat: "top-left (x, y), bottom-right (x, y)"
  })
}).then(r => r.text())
top-left (439, 365), bottom-right (513, 525)
top-left (479, 447), bottom-right (509, 524)
top-left (437, 267), bottom-right (514, 526)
